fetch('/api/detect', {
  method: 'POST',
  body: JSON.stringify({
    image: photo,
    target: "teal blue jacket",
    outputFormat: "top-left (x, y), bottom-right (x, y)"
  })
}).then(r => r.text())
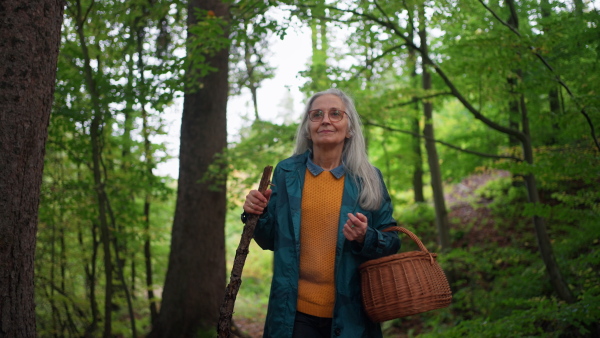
top-left (254, 151), bottom-right (400, 338)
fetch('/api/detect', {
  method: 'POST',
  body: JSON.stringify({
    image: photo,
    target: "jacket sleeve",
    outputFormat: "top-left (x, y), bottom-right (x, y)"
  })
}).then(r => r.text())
top-left (351, 169), bottom-right (400, 259)
top-left (252, 165), bottom-right (280, 251)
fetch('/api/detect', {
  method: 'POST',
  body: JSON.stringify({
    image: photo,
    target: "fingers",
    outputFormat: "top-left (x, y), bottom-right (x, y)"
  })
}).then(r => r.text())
top-left (243, 189), bottom-right (271, 215)
top-left (343, 212), bottom-right (367, 244)
top-left (354, 212), bottom-right (368, 223)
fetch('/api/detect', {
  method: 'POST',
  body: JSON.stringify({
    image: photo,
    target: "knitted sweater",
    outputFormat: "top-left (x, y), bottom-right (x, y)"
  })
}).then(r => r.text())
top-left (297, 168), bottom-right (345, 318)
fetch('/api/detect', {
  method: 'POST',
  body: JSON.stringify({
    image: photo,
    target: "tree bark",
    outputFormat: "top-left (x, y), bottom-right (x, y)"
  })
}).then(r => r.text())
top-left (0, 0), bottom-right (64, 335)
top-left (419, 5), bottom-right (451, 250)
top-left (150, 0), bottom-right (230, 335)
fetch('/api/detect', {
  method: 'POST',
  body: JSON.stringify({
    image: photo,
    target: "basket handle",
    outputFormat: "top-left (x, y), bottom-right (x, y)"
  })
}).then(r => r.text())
top-left (383, 226), bottom-right (431, 254)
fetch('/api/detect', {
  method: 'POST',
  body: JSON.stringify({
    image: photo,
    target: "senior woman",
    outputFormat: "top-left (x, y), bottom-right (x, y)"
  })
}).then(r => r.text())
top-left (242, 88), bottom-right (400, 338)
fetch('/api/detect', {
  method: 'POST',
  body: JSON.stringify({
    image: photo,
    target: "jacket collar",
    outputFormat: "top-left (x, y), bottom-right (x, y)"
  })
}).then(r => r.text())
top-left (306, 154), bottom-right (345, 179)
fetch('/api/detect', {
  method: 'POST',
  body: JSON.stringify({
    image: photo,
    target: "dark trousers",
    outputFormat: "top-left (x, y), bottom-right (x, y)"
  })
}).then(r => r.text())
top-left (292, 311), bottom-right (333, 338)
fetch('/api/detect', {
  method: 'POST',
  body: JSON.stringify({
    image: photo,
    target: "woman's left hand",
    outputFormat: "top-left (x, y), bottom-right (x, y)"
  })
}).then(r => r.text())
top-left (343, 212), bottom-right (368, 244)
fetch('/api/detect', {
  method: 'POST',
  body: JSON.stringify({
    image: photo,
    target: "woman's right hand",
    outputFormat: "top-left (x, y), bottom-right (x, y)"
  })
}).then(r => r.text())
top-left (243, 189), bottom-right (272, 215)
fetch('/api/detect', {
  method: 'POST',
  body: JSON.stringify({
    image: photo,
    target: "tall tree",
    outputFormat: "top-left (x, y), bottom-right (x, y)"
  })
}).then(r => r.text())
top-left (0, 0), bottom-right (64, 335)
top-left (72, 0), bottom-right (116, 333)
top-left (419, 4), bottom-right (451, 250)
top-left (407, 5), bottom-right (425, 203)
top-left (150, 0), bottom-right (230, 335)
top-left (304, 1), bottom-right (330, 92)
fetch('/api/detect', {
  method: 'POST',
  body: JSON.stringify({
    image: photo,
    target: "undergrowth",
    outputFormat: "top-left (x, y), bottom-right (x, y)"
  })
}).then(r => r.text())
top-left (384, 175), bottom-right (600, 337)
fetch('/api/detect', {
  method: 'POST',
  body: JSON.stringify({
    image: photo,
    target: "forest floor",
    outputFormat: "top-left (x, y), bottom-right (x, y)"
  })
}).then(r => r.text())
top-left (233, 170), bottom-right (510, 338)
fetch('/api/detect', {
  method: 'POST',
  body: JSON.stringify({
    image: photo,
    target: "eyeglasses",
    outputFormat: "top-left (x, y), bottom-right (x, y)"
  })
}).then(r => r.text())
top-left (308, 109), bottom-right (347, 122)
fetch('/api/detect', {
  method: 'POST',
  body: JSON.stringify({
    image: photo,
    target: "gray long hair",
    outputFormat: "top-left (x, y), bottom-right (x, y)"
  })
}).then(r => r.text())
top-left (293, 88), bottom-right (383, 210)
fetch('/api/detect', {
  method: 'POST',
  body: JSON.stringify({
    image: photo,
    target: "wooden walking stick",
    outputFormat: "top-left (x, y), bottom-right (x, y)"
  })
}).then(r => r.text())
top-left (217, 165), bottom-right (273, 338)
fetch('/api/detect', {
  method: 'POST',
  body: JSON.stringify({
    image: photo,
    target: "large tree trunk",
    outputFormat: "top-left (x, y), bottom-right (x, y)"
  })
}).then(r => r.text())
top-left (419, 5), bottom-right (451, 250)
top-left (0, 0), bottom-right (63, 335)
top-left (150, 0), bottom-right (230, 336)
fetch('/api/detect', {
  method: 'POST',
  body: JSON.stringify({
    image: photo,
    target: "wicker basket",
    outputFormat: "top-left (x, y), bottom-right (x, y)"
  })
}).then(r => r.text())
top-left (359, 227), bottom-right (452, 322)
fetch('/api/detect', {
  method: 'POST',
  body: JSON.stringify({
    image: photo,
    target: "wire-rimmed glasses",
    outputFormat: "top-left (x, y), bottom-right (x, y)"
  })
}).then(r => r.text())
top-left (308, 109), bottom-right (347, 122)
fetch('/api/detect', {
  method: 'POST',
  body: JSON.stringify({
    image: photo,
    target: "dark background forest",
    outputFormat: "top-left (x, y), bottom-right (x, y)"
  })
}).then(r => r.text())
top-left (1, 0), bottom-right (599, 337)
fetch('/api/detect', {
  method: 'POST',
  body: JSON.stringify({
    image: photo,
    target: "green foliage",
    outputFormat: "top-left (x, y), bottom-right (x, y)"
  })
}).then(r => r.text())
top-left (392, 175), bottom-right (599, 337)
top-left (226, 120), bottom-right (298, 211)
top-left (186, 8), bottom-right (231, 87)
top-left (34, 0), bottom-right (600, 336)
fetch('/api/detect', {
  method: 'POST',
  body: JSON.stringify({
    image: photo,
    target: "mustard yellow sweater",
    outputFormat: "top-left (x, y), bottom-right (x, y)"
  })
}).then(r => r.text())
top-left (297, 169), bottom-right (345, 318)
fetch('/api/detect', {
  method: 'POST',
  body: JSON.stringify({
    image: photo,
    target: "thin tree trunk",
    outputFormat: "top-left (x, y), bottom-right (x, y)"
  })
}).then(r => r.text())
top-left (419, 5), bottom-right (451, 250)
top-left (519, 96), bottom-right (575, 303)
top-left (407, 8), bottom-right (425, 203)
top-left (540, 0), bottom-right (561, 145)
top-left (573, 0), bottom-right (584, 15)
top-left (142, 107), bottom-right (158, 324)
top-left (242, 34), bottom-right (260, 121)
top-left (59, 226), bottom-right (70, 334)
top-left (506, 0), bottom-right (521, 148)
top-left (507, 77), bottom-right (521, 147)
top-left (80, 223), bottom-right (100, 336)
top-left (0, 0), bottom-right (63, 335)
top-left (111, 231), bottom-right (138, 337)
top-left (74, 0), bottom-right (114, 333)
top-left (90, 110), bottom-right (114, 338)
top-left (144, 200), bottom-right (158, 325)
top-left (102, 173), bottom-right (137, 336)
top-left (308, 3), bottom-right (329, 91)
top-left (133, 10), bottom-right (159, 326)
top-left (250, 85), bottom-right (259, 121)
top-left (50, 219), bottom-right (60, 336)
top-left (412, 117), bottom-right (425, 202)
top-left (139, 39), bottom-right (159, 324)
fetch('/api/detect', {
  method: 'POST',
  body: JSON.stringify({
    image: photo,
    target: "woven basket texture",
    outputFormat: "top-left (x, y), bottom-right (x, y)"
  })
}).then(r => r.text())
top-left (359, 227), bottom-right (452, 322)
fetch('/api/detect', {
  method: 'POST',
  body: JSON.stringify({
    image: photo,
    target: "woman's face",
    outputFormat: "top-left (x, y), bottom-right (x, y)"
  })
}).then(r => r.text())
top-left (308, 94), bottom-right (351, 150)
